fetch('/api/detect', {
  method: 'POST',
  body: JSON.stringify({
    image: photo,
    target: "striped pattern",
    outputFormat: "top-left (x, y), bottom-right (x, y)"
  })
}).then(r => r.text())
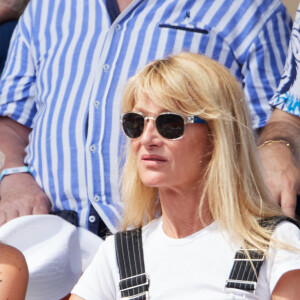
top-left (270, 5), bottom-right (300, 116)
top-left (0, 0), bottom-right (292, 232)
top-left (225, 216), bottom-right (300, 292)
top-left (225, 249), bottom-right (264, 291)
top-left (115, 228), bottom-right (149, 299)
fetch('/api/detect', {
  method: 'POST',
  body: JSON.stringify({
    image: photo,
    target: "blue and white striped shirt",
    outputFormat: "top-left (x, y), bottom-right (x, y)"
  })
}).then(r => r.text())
top-left (270, 4), bottom-right (300, 116)
top-left (0, 0), bottom-right (292, 233)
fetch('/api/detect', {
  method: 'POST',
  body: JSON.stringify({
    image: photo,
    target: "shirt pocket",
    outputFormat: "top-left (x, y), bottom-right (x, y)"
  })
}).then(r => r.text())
top-left (158, 22), bottom-right (209, 35)
top-left (156, 22), bottom-right (212, 56)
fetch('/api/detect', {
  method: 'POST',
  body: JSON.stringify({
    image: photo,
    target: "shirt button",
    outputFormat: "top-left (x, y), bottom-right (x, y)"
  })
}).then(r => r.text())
top-left (89, 215), bottom-right (96, 223)
top-left (103, 64), bottom-right (109, 71)
top-left (94, 101), bottom-right (100, 108)
top-left (115, 24), bottom-right (121, 31)
top-left (93, 194), bottom-right (100, 202)
top-left (89, 144), bottom-right (96, 152)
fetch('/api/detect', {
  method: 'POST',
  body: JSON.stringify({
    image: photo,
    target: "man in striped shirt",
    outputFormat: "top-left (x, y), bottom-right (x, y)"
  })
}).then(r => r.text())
top-left (259, 5), bottom-right (300, 218)
top-left (0, 0), bottom-right (297, 237)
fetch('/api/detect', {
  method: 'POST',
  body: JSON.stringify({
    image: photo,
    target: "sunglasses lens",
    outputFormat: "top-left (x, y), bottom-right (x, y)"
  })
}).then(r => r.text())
top-left (122, 113), bottom-right (144, 138)
top-left (156, 114), bottom-right (185, 139)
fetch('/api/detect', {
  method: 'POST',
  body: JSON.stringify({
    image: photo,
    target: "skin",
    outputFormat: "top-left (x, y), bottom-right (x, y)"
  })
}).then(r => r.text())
top-left (0, 0), bottom-right (29, 23)
top-left (116, 0), bottom-right (132, 12)
top-left (0, 152), bottom-right (4, 169)
top-left (258, 109), bottom-right (300, 218)
top-left (0, 243), bottom-right (28, 299)
top-left (272, 270), bottom-right (300, 300)
top-left (131, 97), bottom-right (213, 238)
top-left (0, 117), bottom-right (50, 225)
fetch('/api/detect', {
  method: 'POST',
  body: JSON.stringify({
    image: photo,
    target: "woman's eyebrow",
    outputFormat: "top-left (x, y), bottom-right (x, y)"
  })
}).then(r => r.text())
top-left (132, 107), bottom-right (169, 114)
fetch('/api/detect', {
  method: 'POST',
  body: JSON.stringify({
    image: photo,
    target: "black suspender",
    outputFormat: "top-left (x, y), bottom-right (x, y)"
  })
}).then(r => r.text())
top-left (115, 217), bottom-right (300, 297)
top-left (115, 228), bottom-right (149, 299)
top-left (225, 248), bottom-right (265, 291)
top-left (225, 216), bottom-right (300, 292)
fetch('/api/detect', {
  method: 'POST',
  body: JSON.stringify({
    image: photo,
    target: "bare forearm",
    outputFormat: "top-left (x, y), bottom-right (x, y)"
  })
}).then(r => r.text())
top-left (258, 109), bottom-right (300, 163)
top-left (0, 116), bottom-right (31, 171)
top-left (258, 109), bottom-right (300, 217)
top-left (0, 117), bottom-right (50, 224)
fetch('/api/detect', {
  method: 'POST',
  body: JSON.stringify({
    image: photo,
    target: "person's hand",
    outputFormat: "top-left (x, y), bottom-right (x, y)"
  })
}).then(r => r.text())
top-left (259, 142), bottom-right (300, 218)
top-left (0, 172), bottom-right (51, 225)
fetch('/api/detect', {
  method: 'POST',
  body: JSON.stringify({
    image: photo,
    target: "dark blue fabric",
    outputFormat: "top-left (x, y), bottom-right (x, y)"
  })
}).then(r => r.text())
top-left (0, 20), bottom-right (18, 75)
top-left (105, 0), bottom-right (120, 23)
top-left (50, 210), bottom-right (79, 226)
top-left (88, 204), bottom-right (111, 239)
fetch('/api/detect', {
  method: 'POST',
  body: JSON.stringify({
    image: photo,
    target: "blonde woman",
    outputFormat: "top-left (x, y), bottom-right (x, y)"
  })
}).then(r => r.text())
top-left (70, 53), bottom-right (300, 300)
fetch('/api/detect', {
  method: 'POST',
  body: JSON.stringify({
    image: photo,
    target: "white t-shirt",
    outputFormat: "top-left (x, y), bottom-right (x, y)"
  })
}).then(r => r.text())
top-left (71, 217), bottom-right (300, 299)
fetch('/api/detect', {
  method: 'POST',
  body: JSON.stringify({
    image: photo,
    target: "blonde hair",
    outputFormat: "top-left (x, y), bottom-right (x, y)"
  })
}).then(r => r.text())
top-left (121, 52), bottom-right (285, 253)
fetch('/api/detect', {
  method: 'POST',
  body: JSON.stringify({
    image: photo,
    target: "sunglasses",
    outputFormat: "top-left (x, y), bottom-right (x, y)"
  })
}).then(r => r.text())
top-left (120, 112), bottom-right (206, 140)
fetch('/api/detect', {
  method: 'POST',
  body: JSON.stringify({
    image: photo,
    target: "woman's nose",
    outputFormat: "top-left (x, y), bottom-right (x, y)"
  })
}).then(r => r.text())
top-left (140, 119), bottom-right (161, 146)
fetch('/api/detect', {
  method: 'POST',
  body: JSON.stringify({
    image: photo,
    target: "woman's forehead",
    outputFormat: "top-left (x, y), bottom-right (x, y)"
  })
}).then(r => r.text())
top-left (132, 92), bottom-right (180, 112)
top-left (133, 96), bottom-right (164, 112)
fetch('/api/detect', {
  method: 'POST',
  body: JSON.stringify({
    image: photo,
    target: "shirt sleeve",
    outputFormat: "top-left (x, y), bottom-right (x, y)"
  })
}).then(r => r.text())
top-left (71, 235), bottom-right (119, 300)
top-left (242, 4), bottom-right (293, 128)
top-left (267, 221), bottom-right (300, 293)
top-left (0, 3), bottom-right (37, 128)
top-left (269, 6), bottom-right (300, 117)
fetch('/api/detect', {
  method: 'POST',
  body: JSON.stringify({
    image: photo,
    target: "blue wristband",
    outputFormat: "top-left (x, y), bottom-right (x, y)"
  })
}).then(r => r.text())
top-left (0, 166), bottom-right (32, 182)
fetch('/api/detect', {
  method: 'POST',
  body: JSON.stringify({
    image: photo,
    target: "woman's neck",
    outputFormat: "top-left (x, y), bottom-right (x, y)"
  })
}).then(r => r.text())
top-left (159, 187), bottom-right (213, 239)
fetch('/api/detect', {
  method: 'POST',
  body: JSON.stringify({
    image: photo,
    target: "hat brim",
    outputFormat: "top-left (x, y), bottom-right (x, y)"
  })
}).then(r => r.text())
top-left (0, 214), bottom-right (102, 300)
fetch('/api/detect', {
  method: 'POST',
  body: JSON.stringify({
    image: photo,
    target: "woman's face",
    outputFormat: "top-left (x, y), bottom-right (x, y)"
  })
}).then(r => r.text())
top-left (131, 97), bottom-right (212, 192)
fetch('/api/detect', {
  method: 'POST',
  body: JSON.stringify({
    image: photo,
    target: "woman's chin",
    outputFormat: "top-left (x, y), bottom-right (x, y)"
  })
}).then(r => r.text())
top-left (141, 176), bottom-right (167, 188)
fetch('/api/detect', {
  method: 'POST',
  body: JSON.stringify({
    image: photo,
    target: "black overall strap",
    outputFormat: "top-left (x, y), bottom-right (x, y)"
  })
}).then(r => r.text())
top-left (115, 227), bottom-right (149, 299)
top-left (225, 216), bottom-right (300, 292)
top-left (225, 248), bottom-right (265, 291)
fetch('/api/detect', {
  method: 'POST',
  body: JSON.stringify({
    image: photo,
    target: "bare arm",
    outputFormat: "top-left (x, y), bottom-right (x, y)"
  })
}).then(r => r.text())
top-left (0, 116), bottom-right (50, 225)
top-left (258, 109), bottom-right (300, 217)
top-left (272, 270), bottom-right (300, 300)
top-left (0, 243), bottom-right (29, 299)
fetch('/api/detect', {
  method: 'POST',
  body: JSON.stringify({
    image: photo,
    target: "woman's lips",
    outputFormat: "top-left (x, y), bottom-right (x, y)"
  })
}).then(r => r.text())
top-left (141, 154), bottom-right (167, 165)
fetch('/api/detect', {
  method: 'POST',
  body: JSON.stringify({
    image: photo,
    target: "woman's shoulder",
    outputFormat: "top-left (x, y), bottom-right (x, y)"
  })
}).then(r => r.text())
top-left (272, 220), bottom-right (300, 241)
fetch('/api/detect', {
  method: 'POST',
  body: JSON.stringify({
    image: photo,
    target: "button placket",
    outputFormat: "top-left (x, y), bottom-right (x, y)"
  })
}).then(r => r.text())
top-left (89, 215), bottom-right (96, 223)
top-left (89, 144), bottom-right (96, 152)
top-left (93, 194), bottom-right (100, 202)
top-left (103, 64), bottom-right (109, 71)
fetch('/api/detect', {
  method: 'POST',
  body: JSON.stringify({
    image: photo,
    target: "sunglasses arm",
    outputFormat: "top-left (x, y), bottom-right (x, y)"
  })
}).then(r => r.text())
top-left (188, 116), bottom-right (206, 124)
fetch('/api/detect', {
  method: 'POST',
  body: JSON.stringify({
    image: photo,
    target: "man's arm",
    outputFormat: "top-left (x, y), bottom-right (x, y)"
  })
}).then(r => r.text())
top-left (258, 109), bottom-right (300, 217)
top-left (0, 116), bottom-right (50, 225)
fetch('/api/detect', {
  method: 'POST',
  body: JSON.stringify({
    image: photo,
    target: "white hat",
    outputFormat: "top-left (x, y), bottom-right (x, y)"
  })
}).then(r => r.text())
top-left (0, 214), bottom-right (103, 300)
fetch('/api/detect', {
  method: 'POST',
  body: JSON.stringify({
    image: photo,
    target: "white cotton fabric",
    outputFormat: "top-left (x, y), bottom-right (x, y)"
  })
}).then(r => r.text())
top-left (71, 217), bottom-right (300, 299)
